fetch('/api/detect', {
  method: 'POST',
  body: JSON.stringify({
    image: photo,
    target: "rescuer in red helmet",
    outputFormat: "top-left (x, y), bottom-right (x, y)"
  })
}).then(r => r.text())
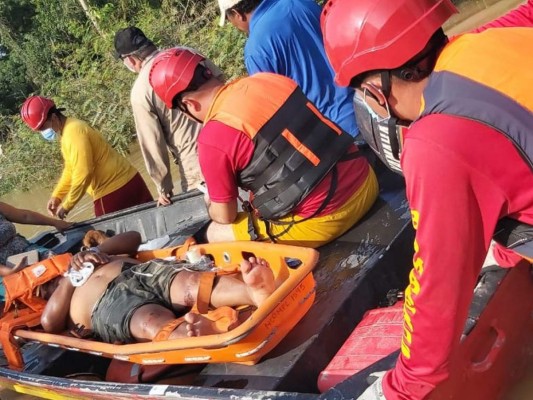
top-left (21, 96), bottom-right (153, 219)
top-left (321, 0), bottom-right (533, 398)
top-left (148, 48), bottom-right (378, 248)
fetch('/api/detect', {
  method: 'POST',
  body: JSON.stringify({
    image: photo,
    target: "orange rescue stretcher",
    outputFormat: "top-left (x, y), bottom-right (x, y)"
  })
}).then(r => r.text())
top-left (0, 241), bottom-right (318, 371)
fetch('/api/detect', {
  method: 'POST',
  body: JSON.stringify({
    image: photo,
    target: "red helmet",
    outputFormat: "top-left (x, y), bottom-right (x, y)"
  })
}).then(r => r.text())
top-left (20, 96), bottom-right (56, 130)
top-left (321, 0), bottom-right (458, 87)
top-left (149, 48), bottom-right (205, 108)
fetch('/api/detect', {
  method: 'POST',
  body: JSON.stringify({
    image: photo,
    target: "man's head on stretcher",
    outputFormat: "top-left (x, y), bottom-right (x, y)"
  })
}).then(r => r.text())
top-left (39, 231), bottom-right (277, 344)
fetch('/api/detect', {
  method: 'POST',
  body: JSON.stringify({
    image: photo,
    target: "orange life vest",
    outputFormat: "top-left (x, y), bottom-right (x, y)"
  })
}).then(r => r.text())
top-left (205, 73), bottom-right (354, 220)
top-left (0, 253), bottom-right (71, 370)
top-left (3, 253), bottom-right (72, 313)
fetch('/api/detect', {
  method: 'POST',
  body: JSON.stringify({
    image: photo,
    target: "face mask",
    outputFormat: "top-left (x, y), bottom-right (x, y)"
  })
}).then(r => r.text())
top-left (123, 58), bottom-right (137, 73)
top-left (353, 90), bottom-right (407, 175)
top-left (40, 128), bottom-right (57, 141)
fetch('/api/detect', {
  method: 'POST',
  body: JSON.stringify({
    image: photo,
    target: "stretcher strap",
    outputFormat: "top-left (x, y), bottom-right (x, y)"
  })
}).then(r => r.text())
top-left (196, 272), bottom-right (216, 314)
top-left (153, 307), bottom-right (240, 342)
top-left (154, 317), bottom-right (186, 342)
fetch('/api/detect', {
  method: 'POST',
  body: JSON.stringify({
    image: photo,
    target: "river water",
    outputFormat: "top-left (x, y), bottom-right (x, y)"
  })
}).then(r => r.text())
top-left (0, 0), bottom-right (531, 398)
top-left (0, 142), bottom-right (182, 239)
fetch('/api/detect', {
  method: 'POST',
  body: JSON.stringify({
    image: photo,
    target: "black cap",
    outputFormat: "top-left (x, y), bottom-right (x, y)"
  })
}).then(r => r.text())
top-left (113, 27), bottom-right (152, 59)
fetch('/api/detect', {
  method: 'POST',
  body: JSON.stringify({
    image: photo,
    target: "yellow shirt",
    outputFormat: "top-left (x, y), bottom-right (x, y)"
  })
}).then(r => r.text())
top-left (52, 118), bottom-right (137, 211)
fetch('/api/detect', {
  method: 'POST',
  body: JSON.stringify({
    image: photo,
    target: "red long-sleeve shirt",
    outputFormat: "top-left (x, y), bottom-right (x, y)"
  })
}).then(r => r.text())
top-left (370, 3), bottom-right (533, 398)
top-left (382, 115), bottom-right (533, 399)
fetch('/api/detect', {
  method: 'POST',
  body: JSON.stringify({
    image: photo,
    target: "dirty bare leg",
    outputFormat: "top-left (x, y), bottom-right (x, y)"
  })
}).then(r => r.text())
top-left (129, 303), bottom-right (188, 341)
top-left (169, 257), bottom-right (276, 310)
top-left (184, 257), bottom-right (275, 337)
top-left (129, 258), bottom-right (275, 341)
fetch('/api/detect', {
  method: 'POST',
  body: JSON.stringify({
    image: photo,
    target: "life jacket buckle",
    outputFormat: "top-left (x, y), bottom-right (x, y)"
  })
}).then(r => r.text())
top-left (242, 200), bottom-right (253, 213)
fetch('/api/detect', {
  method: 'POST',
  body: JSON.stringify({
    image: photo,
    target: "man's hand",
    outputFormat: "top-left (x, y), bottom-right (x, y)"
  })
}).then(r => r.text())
top-left (157, 193), bottom-right (172, 206)
top-left (47, 197), bottom-right (61, 217)
top-left (0, 256), bottom-right (29, 277)
top-left (54, 219), bottom-right (73, 232)
top-left (70, 251), bottom-right (110, 271)
top-left (56, 206), bottom-right (69, 220)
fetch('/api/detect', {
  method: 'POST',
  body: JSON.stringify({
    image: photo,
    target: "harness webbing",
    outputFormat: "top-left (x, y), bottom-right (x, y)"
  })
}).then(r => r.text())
top-left (240, 87), bottom-right (354, 220)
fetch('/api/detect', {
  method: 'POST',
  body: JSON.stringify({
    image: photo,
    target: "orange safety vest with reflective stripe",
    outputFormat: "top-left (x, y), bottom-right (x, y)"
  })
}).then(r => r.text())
top-left (419, 28), bottom-right (533, 262)
top-left (204, 73), bottom-right (354, 220)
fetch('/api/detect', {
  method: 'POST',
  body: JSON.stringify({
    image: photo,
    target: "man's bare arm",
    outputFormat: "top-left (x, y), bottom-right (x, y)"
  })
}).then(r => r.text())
top-left (97, 231), bottom-right (142, 256)
top-left (208, 200), bottom-right (238, 224)
top-left (41, 278), bottom-right (75, 333)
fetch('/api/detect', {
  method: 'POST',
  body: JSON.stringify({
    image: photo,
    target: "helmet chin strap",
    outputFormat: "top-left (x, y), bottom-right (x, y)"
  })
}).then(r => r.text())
top-left (380, 71), bottom-right (402, 160)
top-left (190, 114), bottom-right (203, 124)
top-left (183, 103), bottom-right (203, 124)
top-left (380, 71), bottom-right (392, 99)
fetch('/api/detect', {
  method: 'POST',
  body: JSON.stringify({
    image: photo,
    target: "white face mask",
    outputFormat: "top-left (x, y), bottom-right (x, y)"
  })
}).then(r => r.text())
top-left (123, 57), bottom-right (137, 73)
top-left (361, 87), bottom-right (391, 123)
top-left (40, 128), bottom-right (57, 141)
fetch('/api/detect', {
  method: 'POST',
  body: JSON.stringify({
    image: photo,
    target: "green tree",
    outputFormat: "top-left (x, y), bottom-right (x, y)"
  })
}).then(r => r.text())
top-left (0, 51), bottom-right (34, 117)
top-left (0, 0), bottom-right (247, 196)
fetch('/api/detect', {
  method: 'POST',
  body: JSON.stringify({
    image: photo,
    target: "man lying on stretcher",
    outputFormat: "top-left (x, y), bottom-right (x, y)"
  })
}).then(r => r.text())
top-left (40, 231), bottom-right (276, 344)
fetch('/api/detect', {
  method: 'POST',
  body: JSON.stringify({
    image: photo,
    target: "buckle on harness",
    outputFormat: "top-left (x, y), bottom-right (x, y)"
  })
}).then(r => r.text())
top-left (242, 201), bottom-right (253, 213)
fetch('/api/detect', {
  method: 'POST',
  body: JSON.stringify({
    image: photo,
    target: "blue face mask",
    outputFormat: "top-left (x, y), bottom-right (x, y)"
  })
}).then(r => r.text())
top-left (40, 128), bottom-right (57, 141)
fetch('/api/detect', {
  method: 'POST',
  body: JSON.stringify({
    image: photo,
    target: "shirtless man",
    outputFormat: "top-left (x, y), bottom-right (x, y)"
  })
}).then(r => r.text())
top-left (41, 231), bottom-right (276, 343)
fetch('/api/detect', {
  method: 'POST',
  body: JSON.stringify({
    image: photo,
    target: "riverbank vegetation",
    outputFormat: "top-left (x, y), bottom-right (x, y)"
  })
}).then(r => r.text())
top-left (0, 0), bottom-right (499, 196)
top-left (0, 0), bottom-right (245, 196)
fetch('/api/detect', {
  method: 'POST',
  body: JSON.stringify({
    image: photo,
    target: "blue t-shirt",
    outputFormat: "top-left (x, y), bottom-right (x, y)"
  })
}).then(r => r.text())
top-left (245, 0), bottom-right (359, 139)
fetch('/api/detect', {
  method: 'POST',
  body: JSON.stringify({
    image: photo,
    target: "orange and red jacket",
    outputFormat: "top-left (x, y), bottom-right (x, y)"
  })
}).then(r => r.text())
top-left (419, 27), bottom-right (533, 261)
top-left (384, 28), bottom-right (533, 399)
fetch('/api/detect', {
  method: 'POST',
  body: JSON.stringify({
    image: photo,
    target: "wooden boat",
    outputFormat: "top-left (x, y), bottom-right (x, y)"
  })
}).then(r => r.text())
top-left (0, 161), bottom-right (531, 400)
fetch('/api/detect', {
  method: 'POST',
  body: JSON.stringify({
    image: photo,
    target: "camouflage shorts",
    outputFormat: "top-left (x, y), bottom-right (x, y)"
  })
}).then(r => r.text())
top-left (91, 260), bottom-right (183, 343)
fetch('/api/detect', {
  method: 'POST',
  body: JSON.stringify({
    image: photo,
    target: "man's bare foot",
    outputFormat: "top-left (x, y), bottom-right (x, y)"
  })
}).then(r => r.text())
top-left (184, 307), bottom-right (252, 337)
top-left (240, 257), bottom-right (276, 307)
top-left (184, 312), bottom-right (222, 336)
